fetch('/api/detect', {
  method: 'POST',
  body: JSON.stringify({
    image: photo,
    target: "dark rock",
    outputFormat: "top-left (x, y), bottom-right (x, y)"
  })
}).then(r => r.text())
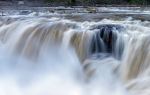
top-left (90, 24), bottom-right (124, 56)
top-left (19, 10), bottom-right (31, 15)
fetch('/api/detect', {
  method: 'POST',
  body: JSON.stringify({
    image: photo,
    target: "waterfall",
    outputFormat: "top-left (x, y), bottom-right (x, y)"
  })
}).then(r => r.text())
top-left (0, 16), bottom-right (150, 95)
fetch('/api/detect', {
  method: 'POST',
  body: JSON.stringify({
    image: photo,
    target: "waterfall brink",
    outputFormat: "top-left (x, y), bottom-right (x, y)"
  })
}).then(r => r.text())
top-left (0, 17), bottom-right (150, 95)
top-left (0, 18), bottom-right (124, 62)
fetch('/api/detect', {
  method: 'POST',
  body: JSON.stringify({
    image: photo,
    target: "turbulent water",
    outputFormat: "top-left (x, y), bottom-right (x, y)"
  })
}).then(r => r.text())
top-left (0, 11), bottom-right (150, 95)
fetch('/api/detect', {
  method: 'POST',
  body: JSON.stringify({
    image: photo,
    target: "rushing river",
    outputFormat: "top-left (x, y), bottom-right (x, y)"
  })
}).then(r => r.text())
top-left (0, 7), bottom-right (150, 95)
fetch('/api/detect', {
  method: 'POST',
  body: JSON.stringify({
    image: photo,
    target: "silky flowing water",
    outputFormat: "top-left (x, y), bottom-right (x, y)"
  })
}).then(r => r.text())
top-left (0, 12), bottom-right (150, 95)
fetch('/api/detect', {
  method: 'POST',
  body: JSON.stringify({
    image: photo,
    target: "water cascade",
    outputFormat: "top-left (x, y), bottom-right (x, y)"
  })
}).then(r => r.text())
top-left (0, 17), bottom-right (150, 95)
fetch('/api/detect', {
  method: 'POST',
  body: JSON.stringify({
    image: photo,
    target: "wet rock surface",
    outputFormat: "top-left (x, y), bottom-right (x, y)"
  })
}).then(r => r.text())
top-left (90, 24), bottom-right (123, 54)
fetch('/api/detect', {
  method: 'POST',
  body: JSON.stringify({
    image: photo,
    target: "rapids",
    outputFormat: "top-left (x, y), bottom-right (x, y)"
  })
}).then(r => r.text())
top-left (0, 14), bottom-right (150, 95)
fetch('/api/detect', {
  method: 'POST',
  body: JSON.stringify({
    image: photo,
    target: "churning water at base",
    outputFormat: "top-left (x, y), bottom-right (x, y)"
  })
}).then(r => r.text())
top-left (0, 16), bottom-right (150, 95)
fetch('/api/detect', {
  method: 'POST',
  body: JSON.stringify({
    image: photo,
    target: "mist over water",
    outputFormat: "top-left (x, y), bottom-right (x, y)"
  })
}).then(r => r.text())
top-left (0, 15), bottom-right (150, 95)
